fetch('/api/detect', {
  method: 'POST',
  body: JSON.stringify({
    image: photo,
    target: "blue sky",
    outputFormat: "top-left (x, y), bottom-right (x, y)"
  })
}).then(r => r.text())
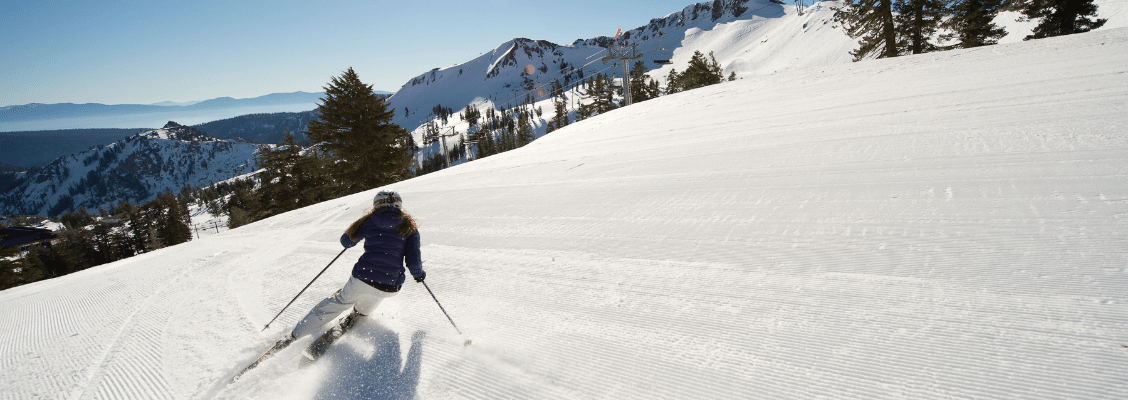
top-left (1, 0), bottom-right (710, 106)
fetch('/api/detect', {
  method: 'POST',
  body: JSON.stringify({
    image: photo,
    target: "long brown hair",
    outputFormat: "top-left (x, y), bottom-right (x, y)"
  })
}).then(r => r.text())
top-left (345, 206), bottom-right (418, 241)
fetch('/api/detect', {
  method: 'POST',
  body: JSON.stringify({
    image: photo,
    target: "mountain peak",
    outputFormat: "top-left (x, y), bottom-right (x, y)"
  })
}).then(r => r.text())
top-left (139, 123), bottom-right (221, 143)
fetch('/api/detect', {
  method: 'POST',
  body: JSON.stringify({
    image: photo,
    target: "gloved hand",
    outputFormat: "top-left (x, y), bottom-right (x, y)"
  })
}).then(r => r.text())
top-left (414, 271), bottom-right (426, 283)
top-left (340, 234), bottom-right (357, 249)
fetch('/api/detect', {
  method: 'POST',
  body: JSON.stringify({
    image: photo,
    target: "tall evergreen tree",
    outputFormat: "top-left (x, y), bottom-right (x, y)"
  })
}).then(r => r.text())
top-left (838, 0), bottom-right (900, 61)
top-left (595, 74), bottom-right (618, 114)
top-left (580, 74), bottom-right (618, 119)
top-left (225, 185), bottom-right (260, 229)
top-left (894, 0), bottom-right (948, 54)
top-left (549, 92), bottom-right (570, 133)
top-left (670, 51), bottom-right (726, 93)
top-left (291, 144), bottom-right (336, 208)
top-left (476, 126), bottom-right (497, 159)
top-left (254, 134), bottom-right (300, 218)
top-left (517, 111), bottom-right (536, 146)
top-left (0, 245), bottom-right (43, 290)
top-left (153, 191), bottom-right (191, 247)
top-left (464, 104), bottom-right (480, 130)
top-left (629, 61), bottom-right (660, 103)
top-left (305, 68), bottom-right (413, 195)
top-left (943, 0), bottom-right (1007, 48)
top-left (1022, 0), bottom-right (1106, 40)
top-left (732, 0), bottom-right (750, 17)
top-left (666, 68), bottom-right (683, 95)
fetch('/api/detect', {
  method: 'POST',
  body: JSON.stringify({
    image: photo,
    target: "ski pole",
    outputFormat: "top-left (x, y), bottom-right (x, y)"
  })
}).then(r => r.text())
top-left (421, 281), bottom-right (471, 345)
top-left (261, 247), bottom-right (349, 332)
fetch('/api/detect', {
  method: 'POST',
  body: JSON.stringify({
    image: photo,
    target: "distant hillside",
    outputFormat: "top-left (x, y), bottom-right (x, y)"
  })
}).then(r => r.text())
top-left (193, 111), bottom-right (318, 144)
top-left (0, 122), bottom-right (261, 217)
top-left (0, 163), bottom-right (25, 193)
top-left (0, 162), bottom-right (26, 173)
top-left (0, 91), bottom-right (324, 131)
top-left (0, 111), bottom-right (321, 168)
top-left (0, 128), bottom-right (148, 168)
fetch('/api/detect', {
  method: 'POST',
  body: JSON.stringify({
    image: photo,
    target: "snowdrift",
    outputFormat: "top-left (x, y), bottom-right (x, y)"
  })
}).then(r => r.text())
top-left (3, 27), bottom-right (1128, 399)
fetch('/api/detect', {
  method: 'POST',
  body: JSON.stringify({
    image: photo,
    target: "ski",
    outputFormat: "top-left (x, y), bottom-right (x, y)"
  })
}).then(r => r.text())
top-left (303, 310), bottom-right (361, 361)
top-left (230, 335), bottom-right (295, 383)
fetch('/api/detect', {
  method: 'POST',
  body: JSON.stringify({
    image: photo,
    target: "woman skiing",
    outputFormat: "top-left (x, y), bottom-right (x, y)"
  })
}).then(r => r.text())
top-left (288, 190), bottom-right (425, 342)
top-left (230, 191), bottom-right (425, 378)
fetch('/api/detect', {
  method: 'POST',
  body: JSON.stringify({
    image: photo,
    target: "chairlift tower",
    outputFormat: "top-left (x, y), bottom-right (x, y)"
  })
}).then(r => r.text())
top-left (439, 127), bottom-right (459, 167)
top-left (422, 122), bottom-right (461, 167)
top-left (603, 28), bottom-right (642, 106)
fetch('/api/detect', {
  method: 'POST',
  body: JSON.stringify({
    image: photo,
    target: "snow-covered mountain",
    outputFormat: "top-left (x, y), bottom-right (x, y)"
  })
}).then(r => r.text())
top-left (386, 0), bottom-right (865, 166)
top-left (2, 23), bottom-right (1126, 398)
top-left (0, 122), bottom-right (261, 216)
top-left (388, 0), bottom-right (1128, 154)
top-left (387, 0), bottom-right (830, 134)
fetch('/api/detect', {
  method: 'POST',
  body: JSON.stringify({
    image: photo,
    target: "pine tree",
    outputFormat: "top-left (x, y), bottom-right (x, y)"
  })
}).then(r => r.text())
top-left (89, 222), bottom-right (118, 265)
top-left (153, 191), bottom-right (191, 247)
top-left (305, 68), bottom-right (413, 195)
top-left (629, 61), bottom-right (659, 103)
top-left (672, 51), bottom-right (725, 92)
top-left (837, 0), bottom-right (899, 61)
top-left (550, 94), bottom-right (570, 133)
top-left (254, 134), bottom-right (300, 218)
top-left (121, 202), bottom-right (151, 254)
top-left (579, 74), bottom-right (618, 119)
top-left (476, 128), bottom-right (497, 159)
top-left (144, 225), bottom-right (164, 252)
top-left (666, 68), bottom-right (683, 95)
top-left (464, 104), bottom-right (480, 129)
top-left (895, 0), bottom-right (948, 54)
top-left (732, 0), bottom-right (750, 17)
top-left (517, 111), bottom-right (536, 146)
top-left (1023, 0), bottom-right (1106, 40)
top-left (547, 80), bottom-right (570, 133)
top-left (0, 245), bottom-right (43, 290)
top-left (499, 115), bottom-right (518, 152)
top-left (943, 0), bottom-right (1007, 48)
top-left (45, 229), bottom-right (93, 275)
top-left (292, 144), bottom-right (336, 208)
top-left (225, 185), bottom-right (260, 229)
top-left (25, 245), bottom-right (68, 279)
top-left (595, 74), bottom-right (618, 114)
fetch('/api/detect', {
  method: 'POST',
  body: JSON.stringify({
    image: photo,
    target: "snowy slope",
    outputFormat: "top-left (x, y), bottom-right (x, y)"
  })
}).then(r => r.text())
top-left (3, 27), bottom-right (1128, 399)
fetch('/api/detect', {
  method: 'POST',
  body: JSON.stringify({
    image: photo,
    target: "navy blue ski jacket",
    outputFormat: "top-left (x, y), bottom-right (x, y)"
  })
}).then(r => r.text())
top-left (339, 209), bottom-right (424, 291)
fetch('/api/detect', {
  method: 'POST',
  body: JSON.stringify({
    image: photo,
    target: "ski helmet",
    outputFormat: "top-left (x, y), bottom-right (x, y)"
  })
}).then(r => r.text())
top-left (373, 191), bottom-right (402, 209)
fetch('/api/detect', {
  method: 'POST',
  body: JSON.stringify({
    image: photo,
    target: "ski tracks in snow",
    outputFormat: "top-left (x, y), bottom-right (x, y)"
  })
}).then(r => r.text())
top-left (0, 249), bottom-right (232, 399)
top-left (375, 243), bottom-right (1128, 399)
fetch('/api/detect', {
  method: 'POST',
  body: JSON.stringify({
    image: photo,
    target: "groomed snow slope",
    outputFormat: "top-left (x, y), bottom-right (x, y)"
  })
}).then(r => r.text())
top-left (4, 28), bottom-right (1128, 399)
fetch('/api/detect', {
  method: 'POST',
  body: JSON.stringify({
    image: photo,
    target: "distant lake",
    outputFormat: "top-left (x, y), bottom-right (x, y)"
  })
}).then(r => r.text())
top-left (0, 103), bottom-right (318, 131)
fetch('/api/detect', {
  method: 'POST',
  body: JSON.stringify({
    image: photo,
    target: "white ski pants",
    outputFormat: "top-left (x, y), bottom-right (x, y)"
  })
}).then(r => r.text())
top-left (290, 276), bottom-right (397, 338)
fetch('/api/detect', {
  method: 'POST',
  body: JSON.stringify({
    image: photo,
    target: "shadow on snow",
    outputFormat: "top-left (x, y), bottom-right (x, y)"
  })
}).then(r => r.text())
top-left (311, 321), bottom-right (425, 400)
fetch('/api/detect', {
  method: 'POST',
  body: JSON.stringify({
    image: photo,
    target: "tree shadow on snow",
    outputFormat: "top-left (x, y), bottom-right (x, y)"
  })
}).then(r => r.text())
top-left (312, 322), bottom-right (425, 400)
